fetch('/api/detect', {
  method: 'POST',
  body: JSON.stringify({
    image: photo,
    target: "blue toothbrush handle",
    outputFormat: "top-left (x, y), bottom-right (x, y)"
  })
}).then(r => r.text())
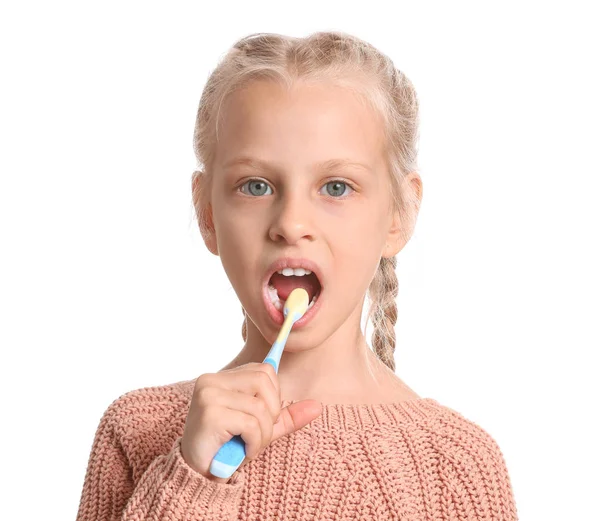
top-left (208, 315), bottom-right (292, 480)
top-left (209, 434), bottom-right (247, 479)
top-left (263, 356), bottom-right (279, 372)
top-left (208, 356), bottom-right (282, 479)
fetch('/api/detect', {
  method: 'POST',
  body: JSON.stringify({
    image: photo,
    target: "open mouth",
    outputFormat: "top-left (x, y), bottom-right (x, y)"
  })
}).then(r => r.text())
top-left (266, 269), bottom-right (322, 311)
top-left (263, 267), bottom-right (324, 328)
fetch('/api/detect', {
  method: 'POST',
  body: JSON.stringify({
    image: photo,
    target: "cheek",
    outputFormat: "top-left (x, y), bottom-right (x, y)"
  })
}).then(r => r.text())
top-left (339, 214), bottom-right (385, 251)
top-left (216, 230), bottom-right (261, 296)
top-left (217, 225), bottom-right (256, 260)
top-left (215, 211), bottom-right (265, 270)
top-left (335, 219), bottom-right (386, 286)
top-left (214, 200), bottom-right (261, 237)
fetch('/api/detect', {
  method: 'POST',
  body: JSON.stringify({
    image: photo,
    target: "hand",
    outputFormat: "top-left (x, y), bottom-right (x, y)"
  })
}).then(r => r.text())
top-left (181, 362), bottom-right (322, 483)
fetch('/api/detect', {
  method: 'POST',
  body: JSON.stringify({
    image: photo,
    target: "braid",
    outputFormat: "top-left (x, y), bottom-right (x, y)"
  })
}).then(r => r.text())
top-left (369, 256), bottom-right (399, 372)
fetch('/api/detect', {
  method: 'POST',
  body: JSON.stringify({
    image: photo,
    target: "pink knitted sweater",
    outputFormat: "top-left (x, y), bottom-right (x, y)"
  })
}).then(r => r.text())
top-left (75, 379), bottom-right (518, 520)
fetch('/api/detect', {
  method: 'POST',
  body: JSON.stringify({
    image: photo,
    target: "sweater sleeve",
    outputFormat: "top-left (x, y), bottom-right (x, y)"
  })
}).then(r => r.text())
top-left (75, 402), bottom-right (245, 521)
top-left (436, 418), bottom-right (519, 521)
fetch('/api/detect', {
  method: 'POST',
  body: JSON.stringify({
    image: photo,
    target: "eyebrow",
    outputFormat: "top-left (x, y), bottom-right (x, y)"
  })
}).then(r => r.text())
top-left (222, 156), bottom-right (372, 173)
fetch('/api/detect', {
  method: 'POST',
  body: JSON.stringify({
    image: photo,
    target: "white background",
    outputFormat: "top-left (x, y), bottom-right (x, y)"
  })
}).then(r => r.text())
top-left (1, 1), bottom-right (598, 519)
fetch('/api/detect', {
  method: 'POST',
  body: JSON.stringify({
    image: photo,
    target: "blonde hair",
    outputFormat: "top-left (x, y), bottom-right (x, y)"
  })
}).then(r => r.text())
top-left (191, 31), bottom-right (420, 374)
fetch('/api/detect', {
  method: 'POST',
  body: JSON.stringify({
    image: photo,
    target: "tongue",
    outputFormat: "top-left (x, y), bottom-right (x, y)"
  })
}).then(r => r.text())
top-left (269, 273), bottom-right (320, 302)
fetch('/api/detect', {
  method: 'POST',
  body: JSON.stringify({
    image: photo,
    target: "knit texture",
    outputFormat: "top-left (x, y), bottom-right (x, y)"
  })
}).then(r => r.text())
top-left (75, 379), bottom-right (518, 520)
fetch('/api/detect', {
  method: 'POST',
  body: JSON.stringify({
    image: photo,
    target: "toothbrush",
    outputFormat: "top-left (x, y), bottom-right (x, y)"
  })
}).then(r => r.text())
top-left (209, 288), bottom-right (310, 479)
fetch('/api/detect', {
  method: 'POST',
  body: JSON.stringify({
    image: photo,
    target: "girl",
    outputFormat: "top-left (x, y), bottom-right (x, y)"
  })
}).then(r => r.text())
top-left (76, 31), bottom-right (518, 520)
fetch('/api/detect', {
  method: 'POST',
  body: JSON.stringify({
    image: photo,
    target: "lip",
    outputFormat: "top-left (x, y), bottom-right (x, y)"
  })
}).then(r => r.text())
top-left (261, 256), bottom-right (325, 330)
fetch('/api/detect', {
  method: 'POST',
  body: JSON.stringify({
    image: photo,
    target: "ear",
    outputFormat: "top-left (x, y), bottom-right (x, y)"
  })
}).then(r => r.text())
top-left (382, 172), bottom-right (423, 258)
top-left (382, 206), bottom-right (405, 259)
top-left (192, 171), bottom-right (219, 256)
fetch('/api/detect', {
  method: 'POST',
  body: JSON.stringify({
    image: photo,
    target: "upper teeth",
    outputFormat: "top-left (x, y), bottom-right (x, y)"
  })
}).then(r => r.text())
top-left (277, 268), bottom-right (312, 276)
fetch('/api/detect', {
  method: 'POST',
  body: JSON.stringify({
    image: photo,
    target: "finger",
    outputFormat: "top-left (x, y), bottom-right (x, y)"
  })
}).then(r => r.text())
top-left (255, 363), bottom-right (282, 419)
top-left (216, 364), bottom-right (281, 422)
top-left (224, 362), bottom-right (280, 400)
top-left (271, 400), bottom-right (323, 442)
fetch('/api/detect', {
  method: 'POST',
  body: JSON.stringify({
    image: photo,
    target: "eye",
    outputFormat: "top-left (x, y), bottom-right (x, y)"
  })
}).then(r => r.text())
top-left (239, 179), bottom-right (273, 197)
top-left (319, 180), bottom-right (354, 198)
top-left (238, 178), bottom-right (355, 198)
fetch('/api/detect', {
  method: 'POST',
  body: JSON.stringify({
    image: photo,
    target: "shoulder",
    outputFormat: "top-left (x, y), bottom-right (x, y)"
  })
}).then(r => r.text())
top-left (409, 400), bottom-right (519, 520)
top-left (98, 379), bottom-right (195, 479)
top-left (101, 378), bottom-right (194, 430)
top-left (420, 400), bottom-right (510, 458)
top-left (76, 380), bottom-right (199, 520)
top-left (367, 398), bottom-right (518, 520)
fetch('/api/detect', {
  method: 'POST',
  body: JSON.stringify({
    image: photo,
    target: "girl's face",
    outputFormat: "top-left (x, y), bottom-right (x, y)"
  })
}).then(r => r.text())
top-left (201, 78), bottom-right (405, 348)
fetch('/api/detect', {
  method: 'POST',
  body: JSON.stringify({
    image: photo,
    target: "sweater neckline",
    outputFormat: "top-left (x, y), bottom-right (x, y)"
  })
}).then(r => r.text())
top-left (176, 380), bottom-right (443, 431)
top-left (280, 397), bottom-right (444, 431)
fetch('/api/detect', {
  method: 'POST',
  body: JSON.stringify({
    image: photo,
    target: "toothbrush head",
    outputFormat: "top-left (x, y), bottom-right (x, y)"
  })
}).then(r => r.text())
top-left (283, 288), bottom-right (310, 322)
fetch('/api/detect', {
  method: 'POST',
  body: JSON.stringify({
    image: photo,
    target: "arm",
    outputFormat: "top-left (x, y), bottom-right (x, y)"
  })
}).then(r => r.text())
top-left (75, 403), bottom-right (245, 521)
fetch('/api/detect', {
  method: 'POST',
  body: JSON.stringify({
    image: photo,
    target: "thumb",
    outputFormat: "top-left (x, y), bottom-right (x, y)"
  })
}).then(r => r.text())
top-left (271, 399), bottom-right (323, 442)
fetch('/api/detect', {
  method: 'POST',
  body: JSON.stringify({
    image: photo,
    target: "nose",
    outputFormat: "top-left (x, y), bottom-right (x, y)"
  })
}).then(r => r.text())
top-left (268, 190), bottom-right (315, 245)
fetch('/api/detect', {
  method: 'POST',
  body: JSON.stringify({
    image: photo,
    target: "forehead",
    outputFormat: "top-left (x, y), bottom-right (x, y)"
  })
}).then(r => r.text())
top-left (215, 79), bottom-right (386, 171)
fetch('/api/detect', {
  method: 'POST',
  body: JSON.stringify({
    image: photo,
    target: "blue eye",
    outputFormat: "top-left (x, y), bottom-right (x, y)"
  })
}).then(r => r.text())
top-left (320, 180), bottom-right (353, 198)
top-left (239, 179), bottom-right (354, 198)
top-left (239, 179), bottom-right (273, 197)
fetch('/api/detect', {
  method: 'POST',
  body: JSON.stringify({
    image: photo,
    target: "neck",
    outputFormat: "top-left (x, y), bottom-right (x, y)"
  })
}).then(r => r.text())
top-left (220, 299), bottom-right (406, 404)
